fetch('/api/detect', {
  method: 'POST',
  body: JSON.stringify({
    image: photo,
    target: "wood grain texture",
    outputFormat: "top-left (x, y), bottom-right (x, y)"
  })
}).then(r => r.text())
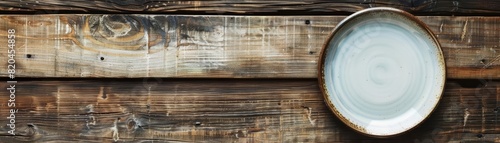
top-left (0, 0), bottom-right (499, 15)
top-left (0, 15), bottom-right (498, 79)
top-left (0, 79), bottom-right (498, 142)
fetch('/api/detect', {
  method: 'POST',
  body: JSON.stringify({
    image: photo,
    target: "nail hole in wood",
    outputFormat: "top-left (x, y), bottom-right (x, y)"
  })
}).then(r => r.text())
top-left (100, 57), bottom-right (105, 61)
top-left (26, 54), bottom-right (32, 58)
top-left (480, 59), bottom-right (486, 64)
top-left (476, 133), bottom-right (483, 138)
top-left (309, 51), bottom-right (315, 55)
top-left (305, 20), bottom-right (310, 25)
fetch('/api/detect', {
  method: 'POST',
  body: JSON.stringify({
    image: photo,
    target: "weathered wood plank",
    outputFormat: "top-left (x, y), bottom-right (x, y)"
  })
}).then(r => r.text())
top-left (0, 79), bottom-right (498, 142)
top-left (0, 15), bottom-right (498, 79)
top-left (0, 0), bottom-right (499, 15)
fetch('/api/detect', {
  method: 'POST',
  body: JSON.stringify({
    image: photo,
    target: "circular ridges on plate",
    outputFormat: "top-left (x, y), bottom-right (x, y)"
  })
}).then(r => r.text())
top-left (318, 7), bottom-right (445, 137)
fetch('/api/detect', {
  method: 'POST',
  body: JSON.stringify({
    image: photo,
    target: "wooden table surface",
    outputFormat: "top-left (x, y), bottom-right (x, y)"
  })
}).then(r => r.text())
top-left (0, 1), bottom-right (499, 142)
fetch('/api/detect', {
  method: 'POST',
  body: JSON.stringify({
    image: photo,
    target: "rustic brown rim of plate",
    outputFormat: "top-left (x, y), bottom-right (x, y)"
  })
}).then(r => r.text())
top-left (317, 7), bottom-right (446, 137)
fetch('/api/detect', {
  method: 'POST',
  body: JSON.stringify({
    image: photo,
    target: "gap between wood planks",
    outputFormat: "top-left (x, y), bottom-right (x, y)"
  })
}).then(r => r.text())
top-left (0, 15), bottom-right (498, 79)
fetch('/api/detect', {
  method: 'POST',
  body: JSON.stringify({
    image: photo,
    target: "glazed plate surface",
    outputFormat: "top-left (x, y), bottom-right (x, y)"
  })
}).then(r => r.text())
top-left (319, 7), bottom-right (446, 137)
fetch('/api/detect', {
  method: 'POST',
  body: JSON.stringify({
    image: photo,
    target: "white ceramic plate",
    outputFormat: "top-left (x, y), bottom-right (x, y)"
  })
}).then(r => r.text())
top-left (318, 7), bottom-right (446, 137)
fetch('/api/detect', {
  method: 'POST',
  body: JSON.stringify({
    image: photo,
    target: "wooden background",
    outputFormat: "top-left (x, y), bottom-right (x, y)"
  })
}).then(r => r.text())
top-left (0, 0), bottom-right (499, 142)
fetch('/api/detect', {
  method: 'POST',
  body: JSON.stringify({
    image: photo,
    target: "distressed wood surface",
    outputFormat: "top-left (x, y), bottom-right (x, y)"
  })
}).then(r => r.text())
top-left (0, 15), bottom-right (500, 79)
top-left (0, 79), bottom-right (498, 142)
top-left (0, 0), bottom-right (499, 15)
top-left (0, 15), bottom-right (498, 79)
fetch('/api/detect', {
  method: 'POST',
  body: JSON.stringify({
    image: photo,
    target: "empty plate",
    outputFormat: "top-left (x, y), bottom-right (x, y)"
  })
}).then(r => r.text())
top-left (318, 7), bottom-right (446, 137)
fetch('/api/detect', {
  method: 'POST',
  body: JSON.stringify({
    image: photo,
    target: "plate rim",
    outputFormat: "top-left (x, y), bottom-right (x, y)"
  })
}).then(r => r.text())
top-left (317, 7), bottom-right (447, 137)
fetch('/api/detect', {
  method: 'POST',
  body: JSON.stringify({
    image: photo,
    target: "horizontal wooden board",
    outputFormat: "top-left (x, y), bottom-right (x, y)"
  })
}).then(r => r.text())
top-left (0, 0), bottom-right (499, 15)
top-left (0, 79), bottom-right (498, 142)
top-left (0, 15), bottom-right (498, 79)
